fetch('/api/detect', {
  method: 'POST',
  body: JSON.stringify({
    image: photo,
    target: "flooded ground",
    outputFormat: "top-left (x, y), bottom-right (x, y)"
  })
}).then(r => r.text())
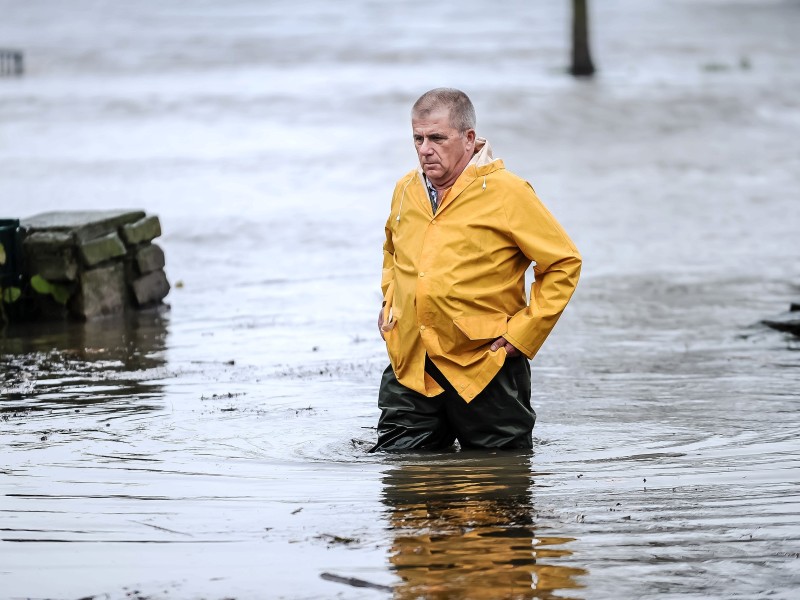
top-left (2, 0), bottom-right (799, 598)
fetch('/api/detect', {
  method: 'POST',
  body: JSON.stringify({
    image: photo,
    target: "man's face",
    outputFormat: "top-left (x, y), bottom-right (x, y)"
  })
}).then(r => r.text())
top-left (412, 109), bottom-right (475, 188)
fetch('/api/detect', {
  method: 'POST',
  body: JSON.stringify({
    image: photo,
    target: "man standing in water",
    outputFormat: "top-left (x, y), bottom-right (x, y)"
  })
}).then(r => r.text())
top-left (371, 88), bottom-right (581, 452)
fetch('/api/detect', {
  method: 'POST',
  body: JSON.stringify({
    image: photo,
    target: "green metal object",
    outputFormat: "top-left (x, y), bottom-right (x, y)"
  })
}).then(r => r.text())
top-left (0, 218), bottom-right (22, 287)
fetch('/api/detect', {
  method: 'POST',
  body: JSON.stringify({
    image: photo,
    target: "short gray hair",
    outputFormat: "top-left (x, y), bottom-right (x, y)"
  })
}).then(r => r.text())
top-left (411, 88), bottom-right (476, 133)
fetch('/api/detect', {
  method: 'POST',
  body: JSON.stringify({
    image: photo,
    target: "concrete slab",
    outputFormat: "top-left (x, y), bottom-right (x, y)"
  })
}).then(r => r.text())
top-left (74, 263), bottom-right (128, 319)
top-left (78, 232), bottom-right (127, 267)
top-left (135, 243), bottom-right (166, 274)
top-left (131, 269), bottom-right (170, 306)
top-left (121, 216), bottom-right (162, 246)
top-left (23, 231), bottom-right (79, 282)
top-left (22, 210), bottom-right (145, 243)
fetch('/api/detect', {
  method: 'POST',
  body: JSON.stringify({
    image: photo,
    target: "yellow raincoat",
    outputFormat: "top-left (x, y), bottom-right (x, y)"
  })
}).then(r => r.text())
top-left (381, 139), bottom-right (581, 402)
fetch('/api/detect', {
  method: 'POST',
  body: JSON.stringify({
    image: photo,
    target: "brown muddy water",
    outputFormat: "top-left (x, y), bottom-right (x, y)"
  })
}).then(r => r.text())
top-left (2, 0), bottom-right (800, 598)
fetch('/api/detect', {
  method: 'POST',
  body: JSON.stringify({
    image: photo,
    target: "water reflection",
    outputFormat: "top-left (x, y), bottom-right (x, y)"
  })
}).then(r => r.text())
top-left (0, 310), bottom-right (169, 415)
top-left (381, 452), bottom-right (586, 599)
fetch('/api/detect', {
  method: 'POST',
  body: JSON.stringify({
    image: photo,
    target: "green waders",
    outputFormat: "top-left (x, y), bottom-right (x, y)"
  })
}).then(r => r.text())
top-left (370, 355), bottom-right (535, 452)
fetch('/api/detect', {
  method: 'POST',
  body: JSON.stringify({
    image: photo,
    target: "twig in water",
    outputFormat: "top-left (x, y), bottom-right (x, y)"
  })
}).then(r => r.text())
top-left (320, 572), bottom-right (392, 592)
top-left (129, 520), bottom-right (194, 537)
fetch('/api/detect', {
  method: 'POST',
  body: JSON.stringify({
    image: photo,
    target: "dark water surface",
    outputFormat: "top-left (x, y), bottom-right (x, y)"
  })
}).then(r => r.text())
top-left (2, 0), bottom-right (800, 598)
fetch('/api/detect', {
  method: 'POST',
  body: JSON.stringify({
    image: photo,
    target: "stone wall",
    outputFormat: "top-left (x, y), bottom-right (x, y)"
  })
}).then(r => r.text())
top-left (11, 210), bottom-right (170, 320)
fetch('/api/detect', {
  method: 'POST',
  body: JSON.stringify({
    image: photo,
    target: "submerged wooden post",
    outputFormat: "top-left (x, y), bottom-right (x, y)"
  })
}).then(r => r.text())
top-left (0, 49), bottom-right (24, 76)
top-left (570, 0), bottom-right (596, 77)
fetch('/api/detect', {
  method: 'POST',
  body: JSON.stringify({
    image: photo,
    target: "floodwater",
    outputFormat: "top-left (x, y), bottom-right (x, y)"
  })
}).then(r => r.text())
top-left (1, 0), bottom-right (799, 598)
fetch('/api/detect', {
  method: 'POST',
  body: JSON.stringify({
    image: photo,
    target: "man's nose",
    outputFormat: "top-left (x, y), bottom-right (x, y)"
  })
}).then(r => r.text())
top-left (419, 138), bottom-right (434, 154)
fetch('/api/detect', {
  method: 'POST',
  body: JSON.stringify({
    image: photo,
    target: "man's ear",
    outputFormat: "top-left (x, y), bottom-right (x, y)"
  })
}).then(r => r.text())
top-left (465, 129), bottom-right (476, 146)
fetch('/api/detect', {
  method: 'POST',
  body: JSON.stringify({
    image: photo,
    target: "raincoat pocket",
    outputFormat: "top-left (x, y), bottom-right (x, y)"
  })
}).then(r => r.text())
top-left (453, 313), bottom-right (508, 341)
top-left (383, 305), bottom-right (404, 367)
top-left (381, 284), bottom-right (396, 333)
top-left (382, 303), bottom-right (402, 334)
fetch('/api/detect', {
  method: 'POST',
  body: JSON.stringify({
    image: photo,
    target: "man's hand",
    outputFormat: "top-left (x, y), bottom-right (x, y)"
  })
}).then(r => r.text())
top-left (378, 307), bottom-right (385, 340)
top-left (490, 336), bottom-right (521, 357)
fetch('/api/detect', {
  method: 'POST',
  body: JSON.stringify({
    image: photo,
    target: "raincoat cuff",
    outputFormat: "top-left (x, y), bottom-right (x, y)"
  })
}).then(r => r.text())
top-left (503, 332), bottom-right (534, 360)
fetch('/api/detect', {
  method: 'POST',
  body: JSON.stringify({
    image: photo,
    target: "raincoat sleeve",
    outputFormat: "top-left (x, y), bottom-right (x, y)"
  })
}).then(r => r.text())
top-left (502, 182), bottom-right (582, 359)
top-left (381, 215), bottom-right (395, 312)
top-left (381, 184), bottom-right (399, 304)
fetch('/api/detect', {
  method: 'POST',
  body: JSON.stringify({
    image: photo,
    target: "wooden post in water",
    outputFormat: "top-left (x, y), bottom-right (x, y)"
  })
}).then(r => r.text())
top-left (570, 0), bottom-right (595, 77)
top-left (0, 49), bottom-right (24, 76)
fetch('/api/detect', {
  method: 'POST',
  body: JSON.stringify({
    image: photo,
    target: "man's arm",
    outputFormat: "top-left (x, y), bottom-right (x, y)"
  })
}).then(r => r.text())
top-left (501, 182), bottom-right (582, 359)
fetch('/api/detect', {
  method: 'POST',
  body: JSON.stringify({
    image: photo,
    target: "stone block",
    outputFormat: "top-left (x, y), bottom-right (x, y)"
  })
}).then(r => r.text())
top-left (131, 269), bottom-right (170, 306)
top-left (79, 232), bottom-right (127, 267)
top-left (135, 243), bottom-right (165, 275)
top-left (23, 231), bottom-right (79, 281)
top-left (74, 263), bottom-right (127, 319)
top-left (22, 210), bottom-right (145, 243)
top-left (121, 216), bottom-right (161, 246)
